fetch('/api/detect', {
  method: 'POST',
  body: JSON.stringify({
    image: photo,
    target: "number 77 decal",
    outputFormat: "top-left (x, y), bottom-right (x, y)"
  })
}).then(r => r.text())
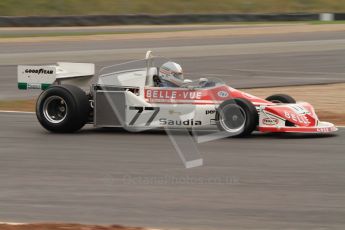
top-left (128, 106), bottom-right (160, 126)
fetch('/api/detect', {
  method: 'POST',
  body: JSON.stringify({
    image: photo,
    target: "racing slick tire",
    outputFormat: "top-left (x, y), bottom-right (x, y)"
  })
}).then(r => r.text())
top-left (265, 94), bottom-right (296, 104)
top-left (36, 85), bottom-right (90, 133)
top-left (216, 98), bottom-right (258, 137)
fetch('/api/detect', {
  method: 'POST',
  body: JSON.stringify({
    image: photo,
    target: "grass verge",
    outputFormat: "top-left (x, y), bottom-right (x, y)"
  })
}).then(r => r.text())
top-left (0, 99), bottom-right (35, 112)
top-left (0, 21), bottom-right (345, 39)
top-left (0, 0), bottom-right (344, 16)
top-left (1, 23), bottom-right (345, 43)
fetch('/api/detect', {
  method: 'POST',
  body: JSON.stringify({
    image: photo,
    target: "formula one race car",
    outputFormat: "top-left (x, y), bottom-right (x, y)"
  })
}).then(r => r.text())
top-left (17, 51), bottom-right (337, 137)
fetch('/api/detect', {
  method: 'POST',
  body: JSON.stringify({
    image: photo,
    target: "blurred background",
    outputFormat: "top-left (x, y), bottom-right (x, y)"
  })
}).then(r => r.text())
top-left (0, 0), bottom-right (343, 16)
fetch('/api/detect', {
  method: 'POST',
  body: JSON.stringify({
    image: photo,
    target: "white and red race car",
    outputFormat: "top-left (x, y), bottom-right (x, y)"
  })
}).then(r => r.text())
top-left (17, 51), bottom-right (337, 137)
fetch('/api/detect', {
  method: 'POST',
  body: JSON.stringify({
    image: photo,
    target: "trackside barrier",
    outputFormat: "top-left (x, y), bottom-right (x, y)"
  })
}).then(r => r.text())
top-left (0, 13), bottom-right (323, 27)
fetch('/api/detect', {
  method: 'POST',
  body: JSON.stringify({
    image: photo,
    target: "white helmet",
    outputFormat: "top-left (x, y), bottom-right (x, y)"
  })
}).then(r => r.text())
top-left (159, 62), bottom-right (184, 86)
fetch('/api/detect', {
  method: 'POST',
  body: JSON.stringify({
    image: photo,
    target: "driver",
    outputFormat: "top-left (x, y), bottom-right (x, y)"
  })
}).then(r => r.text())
top-left (157, 61), bottom-right (184, 87)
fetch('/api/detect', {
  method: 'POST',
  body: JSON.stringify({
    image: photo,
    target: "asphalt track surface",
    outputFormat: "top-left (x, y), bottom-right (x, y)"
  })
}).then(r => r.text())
top-left (0, 112), bottom-right (344, 230)
top-left (0, 27), bottom-right (345, 229)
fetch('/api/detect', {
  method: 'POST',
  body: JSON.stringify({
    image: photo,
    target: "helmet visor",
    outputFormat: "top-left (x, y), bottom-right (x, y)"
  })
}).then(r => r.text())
top-left (172, 72), bottom-right (183, 80)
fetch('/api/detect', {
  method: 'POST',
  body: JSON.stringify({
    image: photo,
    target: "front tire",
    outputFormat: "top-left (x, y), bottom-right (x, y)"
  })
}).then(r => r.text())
top-left (265, 94), bottom-right (296, 104)
top-left (216, 98), bottom-right (258, 137)
top-left (36, 85), bottom-right (90, 133)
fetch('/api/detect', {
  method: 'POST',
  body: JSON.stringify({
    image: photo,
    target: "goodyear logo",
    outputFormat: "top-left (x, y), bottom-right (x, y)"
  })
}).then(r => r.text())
top-left (25, 68), bottom-right (54, 75)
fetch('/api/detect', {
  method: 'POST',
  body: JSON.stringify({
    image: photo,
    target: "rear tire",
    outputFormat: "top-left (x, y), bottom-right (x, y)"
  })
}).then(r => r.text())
top-left (216, 98), bottom-right (258, 137)
top-left (265, 94), bottom-right (296, 104)
top-left (36, 85), bottom-right (90, 133)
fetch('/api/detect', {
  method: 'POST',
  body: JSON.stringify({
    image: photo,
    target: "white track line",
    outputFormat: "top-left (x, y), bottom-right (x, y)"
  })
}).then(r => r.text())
top-left (0, 222), bottom-right (26, 225)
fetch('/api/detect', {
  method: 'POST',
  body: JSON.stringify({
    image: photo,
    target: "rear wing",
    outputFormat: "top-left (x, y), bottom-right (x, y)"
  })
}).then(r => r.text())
top-left (18, 62), bottom-right (95, 90)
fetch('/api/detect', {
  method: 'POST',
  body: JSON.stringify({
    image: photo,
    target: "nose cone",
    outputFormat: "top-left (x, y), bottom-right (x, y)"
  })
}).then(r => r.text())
top-left (265, 102), bottom-right (318, 127)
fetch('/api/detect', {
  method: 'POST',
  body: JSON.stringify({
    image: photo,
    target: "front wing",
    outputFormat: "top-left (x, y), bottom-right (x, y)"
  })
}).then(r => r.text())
top-left (259, 121), bottom-right (337, 133)
top-left (257, 102), bottom-right (337, 134)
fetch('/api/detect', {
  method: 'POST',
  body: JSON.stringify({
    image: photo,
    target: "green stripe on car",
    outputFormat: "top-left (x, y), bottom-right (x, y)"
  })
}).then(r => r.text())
top-left (18, 82), bottom-right (28, 90)
top-left (18, 82), bottom-right (51, 90)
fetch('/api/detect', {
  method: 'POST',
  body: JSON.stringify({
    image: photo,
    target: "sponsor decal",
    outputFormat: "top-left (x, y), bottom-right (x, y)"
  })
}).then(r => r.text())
top-left (25, 68), bottom-right (54, 75)
top-left (159, 118), bottom-right (202, 126)
top-left (205, 110), bottom-right (216, 115)
top-left (262, 118), bottom-right (279, 126)
top-left (317, 127), bottom-right (336, 132)
top-left (27, 83), bottom-right (42, 89)
top-left (284, 111), bottom-right (309, 125)
top-left (217, 91), bottom-right (229, 98)
top-left (145, 89), bottom-right (202, 100)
